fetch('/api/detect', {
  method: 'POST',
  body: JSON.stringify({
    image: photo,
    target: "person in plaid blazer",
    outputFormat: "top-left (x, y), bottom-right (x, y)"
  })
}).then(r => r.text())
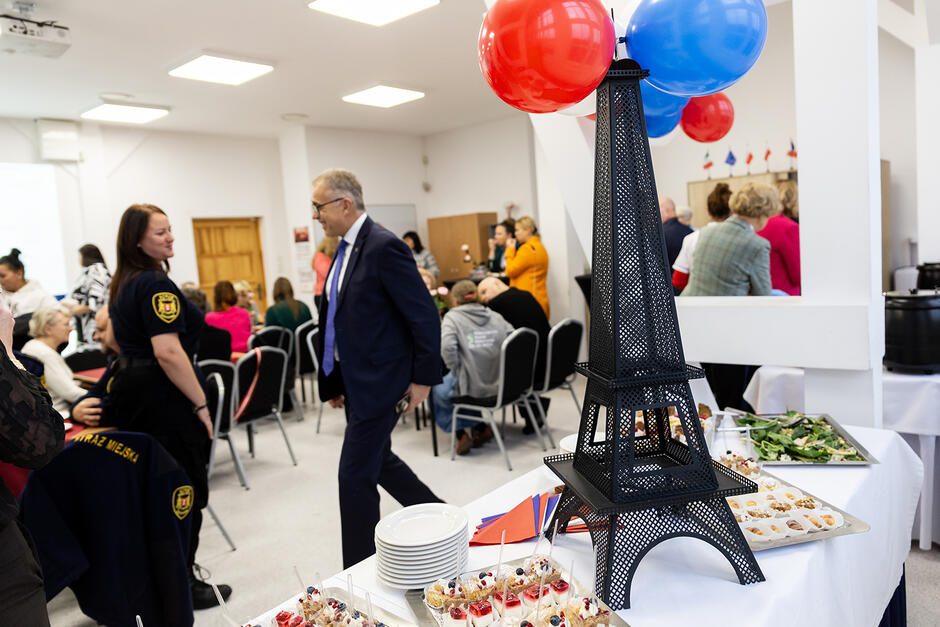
top-left (681, 182), bottom-right (779, 297)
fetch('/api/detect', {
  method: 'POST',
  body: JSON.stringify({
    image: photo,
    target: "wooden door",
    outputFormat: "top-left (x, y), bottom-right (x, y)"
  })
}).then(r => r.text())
top-left (427, 212), bottom-right (498, 281)
top-left (192, 218), bottom-right (267, 311)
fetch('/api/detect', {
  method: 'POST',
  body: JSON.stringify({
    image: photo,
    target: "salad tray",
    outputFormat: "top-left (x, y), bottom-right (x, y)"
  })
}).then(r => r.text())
top-left (725, 410), bottom-right (878, 466)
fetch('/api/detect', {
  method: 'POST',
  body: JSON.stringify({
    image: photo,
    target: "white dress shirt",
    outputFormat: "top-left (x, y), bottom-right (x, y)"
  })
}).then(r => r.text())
top-left (324, 211), bottom-right (368, 361)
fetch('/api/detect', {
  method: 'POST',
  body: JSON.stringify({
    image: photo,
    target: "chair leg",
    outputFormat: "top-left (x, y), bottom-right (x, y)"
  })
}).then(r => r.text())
top-left (512, 405), bottom-right (517, 424)
top-left (290, 390), bottom-right (304, 422)
top-left (565, 382), bottom-right (582, 415)
top-left (316, 402), bottom-right (324, 434)
top-left (533, 394), bottom-right (556, 449)
top-left (226, 435), bottom-right (250, 490)
top-left (501, 407), bottom-right (507, 437)
top-left (274, 410), bottom-right (299, 466)
top-left (450, 407), bottom-right (458, 461)
top-left (247, 424), bottom-right (255, 458)
top-left (300, 375), bottom-right (307, 403)
top-left (206, 504), bottom-right (237, 552)
top-left (415, 404), bottom-right (421, 432)
top-left (521, 397), bottom-right (547, 452)
top-left (429, 399), bottom-right (439, 457)
top-left (488, 410), bottom-right (512, 471)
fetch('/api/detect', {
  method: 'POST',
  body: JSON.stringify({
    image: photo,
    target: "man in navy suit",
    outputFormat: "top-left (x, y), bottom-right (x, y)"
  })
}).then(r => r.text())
top-left (313, 168), bottom-right (443, 568)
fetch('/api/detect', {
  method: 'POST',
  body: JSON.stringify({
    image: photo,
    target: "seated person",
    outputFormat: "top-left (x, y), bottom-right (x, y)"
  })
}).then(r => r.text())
top-left (234, 280), bottom-right (263, 328)
top-left (205, 280), bottom-right (251, 353)
top-left (477, 277), bottom-right (551, 434)
top-left (20, 307), bottom-right (86, 412)
top-left (264, 277), bottom-right (312, 332)
top-left (70, 308), bottom-right (120, 427)
top-left (431, 280), bottom-right (514, 454)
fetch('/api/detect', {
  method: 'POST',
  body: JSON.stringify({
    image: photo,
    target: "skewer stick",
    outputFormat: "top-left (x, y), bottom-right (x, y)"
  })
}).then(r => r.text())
top-left (366, 591), bottom-right (376, 624)
top-left (536, 566), bottom-right (547, 626)
top-left (495, 529), bottom-right (506, 578)
top-left (347, 574), bottom-right (355, 608)
top-left (547, 519), bottom-right (559, 560)
top-left (315, 571), bottom-right (325, 597)
top-left (211, 583), bottom-right (241, 627)
top-left (294, 565), bottom-right (306, 592)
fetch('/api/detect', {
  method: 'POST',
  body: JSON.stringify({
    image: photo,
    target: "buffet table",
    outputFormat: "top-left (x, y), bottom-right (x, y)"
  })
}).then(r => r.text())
top-left (743, 366), bottom-right (940, 549)
top-left (251, 425), bottom-right (922, 627)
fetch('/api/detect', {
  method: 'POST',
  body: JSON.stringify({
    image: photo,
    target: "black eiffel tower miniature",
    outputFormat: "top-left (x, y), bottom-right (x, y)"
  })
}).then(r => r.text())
top-left (544, 59), bottom-right (764, 610)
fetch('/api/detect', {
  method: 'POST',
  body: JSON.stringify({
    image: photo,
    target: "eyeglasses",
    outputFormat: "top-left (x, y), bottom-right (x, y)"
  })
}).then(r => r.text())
top-left (312, 197), bottom-right (344, 217)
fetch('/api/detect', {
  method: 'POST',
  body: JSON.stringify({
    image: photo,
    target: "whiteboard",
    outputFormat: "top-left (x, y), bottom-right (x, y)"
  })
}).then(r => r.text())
top-left (0, 163), bottom-right (68, 295)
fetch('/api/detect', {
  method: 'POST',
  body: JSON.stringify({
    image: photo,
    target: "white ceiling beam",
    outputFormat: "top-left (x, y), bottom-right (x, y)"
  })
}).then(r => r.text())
top-left (879, 0), bottom-right (928, 47)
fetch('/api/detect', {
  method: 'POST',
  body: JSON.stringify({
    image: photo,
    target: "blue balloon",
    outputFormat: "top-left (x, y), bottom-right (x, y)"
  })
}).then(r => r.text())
top-left (627, 0), bottom-right (768, 97)
top-left (645, 108), bottom-right (683, 138)
top-left (640, 80), bottom-right (689, 117)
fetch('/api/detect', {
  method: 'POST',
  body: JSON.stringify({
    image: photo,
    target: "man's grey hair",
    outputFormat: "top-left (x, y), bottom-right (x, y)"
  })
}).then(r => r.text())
top-left (314, 168), bottom-right (365, 212)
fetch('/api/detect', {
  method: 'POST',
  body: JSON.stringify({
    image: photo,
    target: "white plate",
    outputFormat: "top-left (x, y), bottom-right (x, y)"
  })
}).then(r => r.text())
top-left (375, 533), bottom-right (467, 557)
top-left (375, 504), bottom-right (468, 548)
top-left (376, 557), bottom-right (468, 588)
top-left (377, 548), bottom-right (469, 574)
top-left (376, 558), bottom-right (466, 580)
top-left (377, 548), bottom-right (467, 569)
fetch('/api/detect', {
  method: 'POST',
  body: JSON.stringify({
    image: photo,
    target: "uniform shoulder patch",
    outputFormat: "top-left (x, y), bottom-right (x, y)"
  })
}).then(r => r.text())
top-left (152, 292), bottom-right (180, 323)
top-left (172, 485), bottom-right (194, 520)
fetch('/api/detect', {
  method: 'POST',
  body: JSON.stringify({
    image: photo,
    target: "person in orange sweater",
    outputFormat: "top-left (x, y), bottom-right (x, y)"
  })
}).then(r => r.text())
top-left (504, 216), bottom-right (550, 318)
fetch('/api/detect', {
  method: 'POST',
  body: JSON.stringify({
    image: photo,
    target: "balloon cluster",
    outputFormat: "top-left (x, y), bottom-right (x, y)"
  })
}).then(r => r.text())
top-left (478, 0), bottom-right (767, 143)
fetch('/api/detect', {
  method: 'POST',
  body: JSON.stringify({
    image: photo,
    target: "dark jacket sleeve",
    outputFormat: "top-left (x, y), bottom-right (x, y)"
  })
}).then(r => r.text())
top-left (0, 345), bottom-right (65, 469)
top-left (69, 362), bottom-right (113, 415)
top-left (379, 238), bottom-right (442, 386)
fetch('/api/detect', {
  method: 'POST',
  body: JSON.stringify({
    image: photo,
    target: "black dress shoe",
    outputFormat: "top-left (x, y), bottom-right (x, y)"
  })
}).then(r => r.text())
top-left (191, 579), bottom-right (232, 610)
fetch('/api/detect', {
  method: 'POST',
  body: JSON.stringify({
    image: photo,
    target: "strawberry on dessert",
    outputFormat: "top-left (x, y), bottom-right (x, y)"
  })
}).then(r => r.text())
top-left (288, 617), bottom-right (305, 627)
top-left (468, 600), bottom-right (497, 627)
top-left (444, 605), bottom-right (470, 627)
top-left (493, 590), bottom-right (523, 618)
top-left (522, 585), bottom-right (552, 609)
top-left (275, 611), bottom-right (296, 627)
top-left (549, 580), bottom-right (570, 605)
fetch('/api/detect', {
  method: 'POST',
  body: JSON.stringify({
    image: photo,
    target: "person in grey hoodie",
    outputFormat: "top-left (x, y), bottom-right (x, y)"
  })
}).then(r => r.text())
top-left (431, 280), bottom-right (514, 454)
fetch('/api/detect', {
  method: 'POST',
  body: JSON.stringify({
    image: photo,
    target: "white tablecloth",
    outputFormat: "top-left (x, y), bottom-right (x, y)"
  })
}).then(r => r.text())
top-left (743, 365), bottom-right (940, 548)
top-left (250, 426), bottom-right (921, 627)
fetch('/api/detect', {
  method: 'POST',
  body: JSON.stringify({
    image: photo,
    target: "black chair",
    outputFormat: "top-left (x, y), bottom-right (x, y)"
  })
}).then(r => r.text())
top-left (198, 359), bottom-right (249, 489)
top-left (203, 372), bottom-right (236, 551)
top-left (198, 325), bottom-right (232, 362)
top-left (249, 326), bottom-right (303, 421)
top-left (295, 319), bottom-right (318, 401)
top-left (528, 318), bottom-right (584, 448)
top-left (13, 350), bottom-right (44, 377)
top-left (64, 349), bottom-right (108, 372)
top-left (450, 328), bottom-right (541, 471)
top-left (234, 346), bottom-right (298, 466)
top-left (12, 313), bottom-right (31, 351)
top-left (301, 326), bottom-right (328, 433)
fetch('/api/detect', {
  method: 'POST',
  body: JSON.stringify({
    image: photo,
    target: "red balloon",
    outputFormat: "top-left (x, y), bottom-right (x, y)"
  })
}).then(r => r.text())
top-left (478, 0), bottom-right (615, 114)
top-left (680, 93), bottom-right (735, 143)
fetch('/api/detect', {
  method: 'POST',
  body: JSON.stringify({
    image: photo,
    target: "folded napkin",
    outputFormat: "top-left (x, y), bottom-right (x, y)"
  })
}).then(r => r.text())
top-left (469, 492), bottom-right (586, 545)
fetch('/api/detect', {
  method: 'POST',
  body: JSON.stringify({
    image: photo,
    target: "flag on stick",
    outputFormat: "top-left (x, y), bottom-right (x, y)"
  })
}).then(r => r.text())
top-left (703, 151), bottom-right (714, 170)
top-left (787, 139), bottom-right (798, 158)
top-left (725, 150), bottom-right (736, 166)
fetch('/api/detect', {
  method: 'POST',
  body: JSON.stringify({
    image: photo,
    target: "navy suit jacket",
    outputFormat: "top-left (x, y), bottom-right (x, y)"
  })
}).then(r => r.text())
top-left (316, 216), bottom-right (442, 418)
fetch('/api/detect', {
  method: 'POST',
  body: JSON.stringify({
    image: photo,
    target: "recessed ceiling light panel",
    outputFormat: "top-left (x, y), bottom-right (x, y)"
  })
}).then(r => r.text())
top-left (80, 103), bottom-right (170, 124)
top-left (308, 0), bottom-right (439, 27)
top-left (169, 53), bottom-right (274, 85)
top-left (342, 85), bottom-right (425, 108)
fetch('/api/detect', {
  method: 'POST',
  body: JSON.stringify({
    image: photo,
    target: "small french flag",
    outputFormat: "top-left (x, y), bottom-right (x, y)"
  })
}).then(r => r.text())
top-left (787, 139), bottom-right (798, 159)
top-left (764, 147), bottom-right (772, 161)
top-left (703, 151), bottom-right (714, 170)
top-left (746, 151), bottom-right (754, 165)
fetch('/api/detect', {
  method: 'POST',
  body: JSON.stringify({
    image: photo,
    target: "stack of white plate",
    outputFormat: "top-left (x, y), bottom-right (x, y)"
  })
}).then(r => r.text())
top-left (375, 503), bottom-right (469, 590)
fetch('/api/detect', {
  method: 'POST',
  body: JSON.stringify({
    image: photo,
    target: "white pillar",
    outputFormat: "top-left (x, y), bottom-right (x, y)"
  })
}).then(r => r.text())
top-left (915, 43), bottom-right (940, 262)
top-left (277, 125), bottom-right (313, 301)
top-left (793, 0), bottom-right (884, 426)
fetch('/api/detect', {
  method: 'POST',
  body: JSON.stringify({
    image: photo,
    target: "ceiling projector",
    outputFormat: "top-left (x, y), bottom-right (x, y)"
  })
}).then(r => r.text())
top-left (0, 8), bottom-right (70, 58)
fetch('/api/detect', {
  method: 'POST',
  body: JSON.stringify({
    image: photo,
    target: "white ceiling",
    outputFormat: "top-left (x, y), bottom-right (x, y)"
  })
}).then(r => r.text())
top-left (0, 0), bottom-right (791, 139)
top-left (0, 0), bottom-right (518, 138)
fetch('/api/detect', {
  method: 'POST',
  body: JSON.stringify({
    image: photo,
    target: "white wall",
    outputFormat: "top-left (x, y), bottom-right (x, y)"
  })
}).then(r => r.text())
top-left (0, 118), bottom-right (289, 299)
top-left (422, 114), bottom-right (537, 237)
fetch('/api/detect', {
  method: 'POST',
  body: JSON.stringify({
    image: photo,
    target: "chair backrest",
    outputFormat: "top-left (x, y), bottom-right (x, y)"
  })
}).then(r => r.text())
top-left (233, 346), bottom-right (289, 422)
top-left (496, 327), bottom-right (539, 407)
top-left (198, 360), bottom-right (235, 434)
top-left (540, 318), bottom-right (584, 392)
top-left (249, 326), bottom-right (293, 354)
top-left (295, 319), bottom-right (318, 375)
top-left (13, 350), bottom-right (44, 377)
top-left (198, 325), bottom-right (232, 362)
top-left (204, 372), bottom-right (225, 446)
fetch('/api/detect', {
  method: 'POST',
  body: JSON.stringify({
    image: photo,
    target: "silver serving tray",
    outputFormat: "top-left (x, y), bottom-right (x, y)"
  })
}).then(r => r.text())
top-left (724, 410), bottom-right (878, 466)
top-left (404, 556), bottom-right (629, 627)
top-left (249, 586), bottom-right (418, 627)
top-left (741, 471), bottom-right (870, 551)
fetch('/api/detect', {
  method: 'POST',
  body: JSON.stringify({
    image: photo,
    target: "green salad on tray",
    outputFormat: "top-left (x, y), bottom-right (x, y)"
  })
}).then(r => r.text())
top-left (738, 411), bottom-right (865, 463)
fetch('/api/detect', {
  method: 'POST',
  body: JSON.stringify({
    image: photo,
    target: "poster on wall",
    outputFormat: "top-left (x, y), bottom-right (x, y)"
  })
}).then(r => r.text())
top-left (293, 226), bottom-right (315, 293)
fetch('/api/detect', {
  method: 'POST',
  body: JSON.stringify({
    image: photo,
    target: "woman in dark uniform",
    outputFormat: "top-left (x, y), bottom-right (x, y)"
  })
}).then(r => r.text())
top-left (107, 204), bottom-right (231, 609)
